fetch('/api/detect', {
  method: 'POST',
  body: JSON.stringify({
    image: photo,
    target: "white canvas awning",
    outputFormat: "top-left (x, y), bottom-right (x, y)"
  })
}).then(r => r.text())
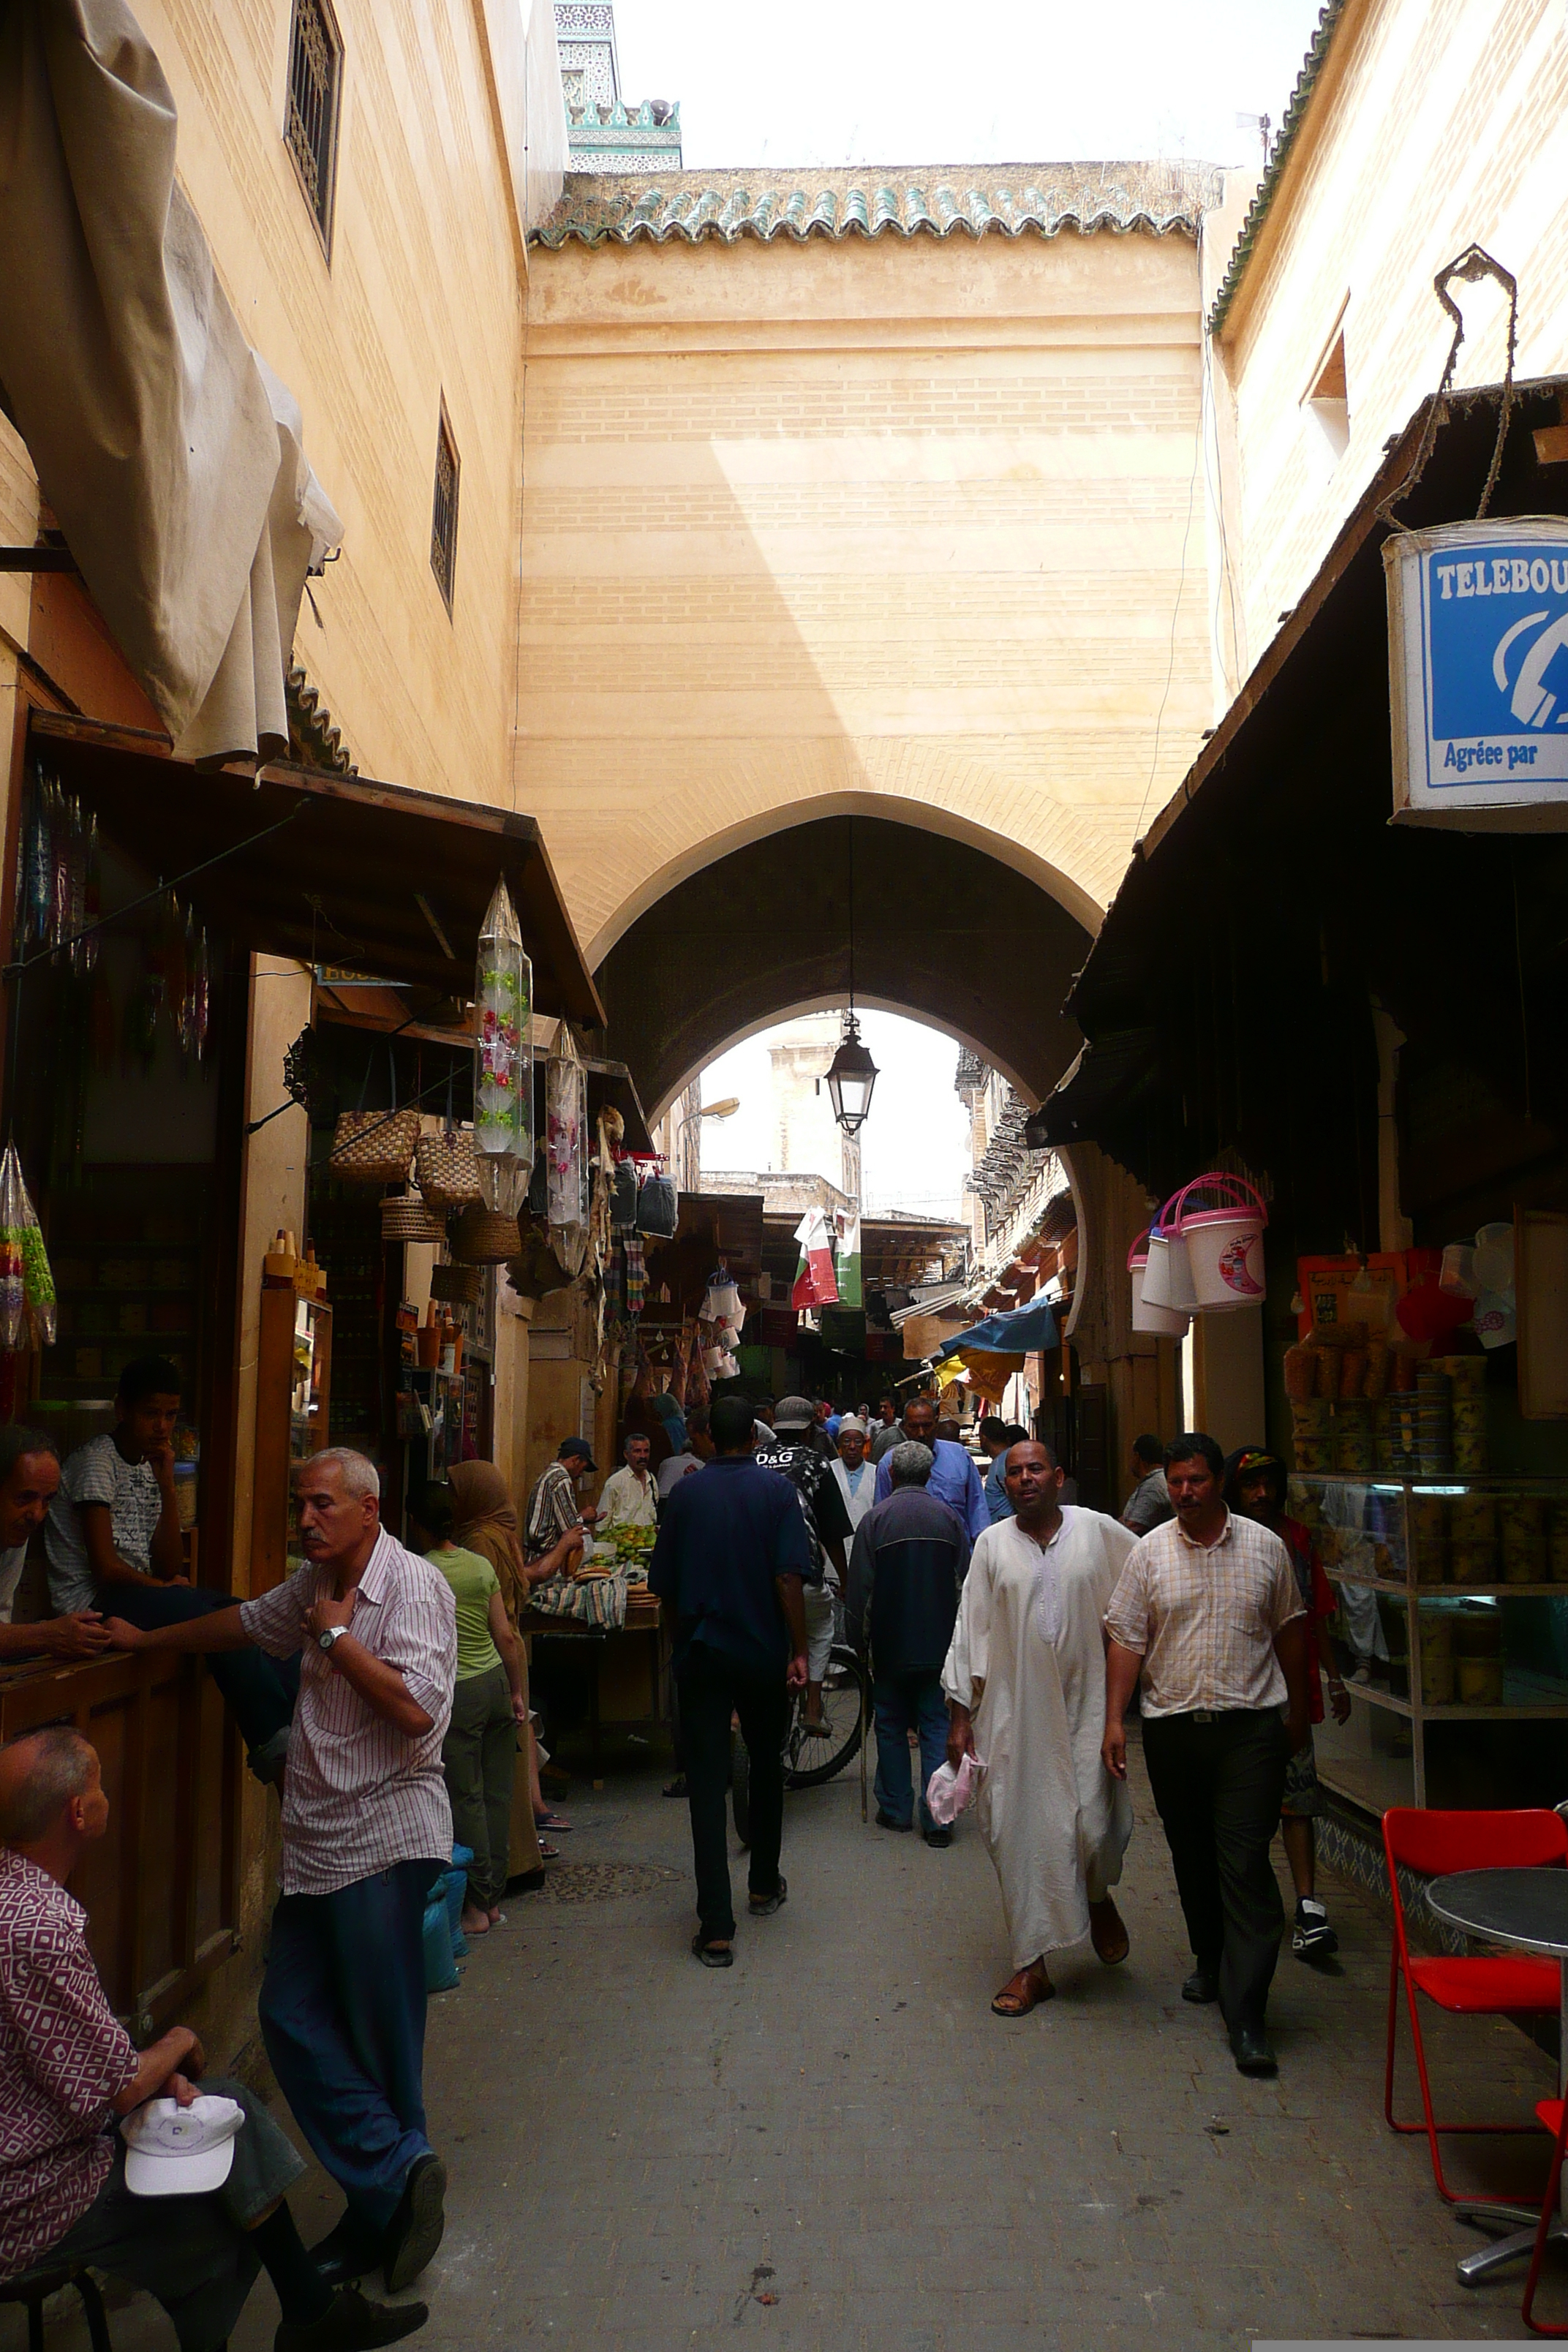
top-left (0, 0), bottom-right (342, 764)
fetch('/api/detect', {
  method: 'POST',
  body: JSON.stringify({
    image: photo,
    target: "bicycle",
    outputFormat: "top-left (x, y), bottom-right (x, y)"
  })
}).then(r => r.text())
top-left (730, 1642), bottom-right (866, 1850)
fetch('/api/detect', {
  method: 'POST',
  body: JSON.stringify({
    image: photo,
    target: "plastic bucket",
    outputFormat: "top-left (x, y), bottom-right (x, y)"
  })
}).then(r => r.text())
top-left (1141, 1196), bottom-right (1198, 1313)
top-left (1128, 1230), bottom-right (1189, 1336)
top-left (1171, 1173), bottom-right (1267, 1311)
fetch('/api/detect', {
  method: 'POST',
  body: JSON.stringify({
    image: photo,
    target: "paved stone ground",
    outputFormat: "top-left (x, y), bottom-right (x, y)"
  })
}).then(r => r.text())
top-left (15, 1734), bottom-right (1563, 2351)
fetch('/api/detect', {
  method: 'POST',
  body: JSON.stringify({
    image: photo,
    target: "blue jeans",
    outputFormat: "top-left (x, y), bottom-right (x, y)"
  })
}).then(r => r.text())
top-left (259, 1857), bottom-right (441, 2234)
top-left (872, 1670), bottom-right (950, 1832)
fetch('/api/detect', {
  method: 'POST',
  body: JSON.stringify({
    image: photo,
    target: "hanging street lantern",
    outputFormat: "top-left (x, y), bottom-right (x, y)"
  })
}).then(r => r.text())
top-left (824, 1014), bottom-right (878, 1137)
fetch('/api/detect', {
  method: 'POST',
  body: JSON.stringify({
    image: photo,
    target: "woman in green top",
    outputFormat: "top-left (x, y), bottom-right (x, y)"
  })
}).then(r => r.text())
top-left (412, 1483), bottom-right (527, 1937)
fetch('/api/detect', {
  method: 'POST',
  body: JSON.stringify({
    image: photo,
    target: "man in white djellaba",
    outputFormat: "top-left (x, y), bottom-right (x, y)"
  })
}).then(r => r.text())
top-left (943, 1440), bottom-right (1137, 2017)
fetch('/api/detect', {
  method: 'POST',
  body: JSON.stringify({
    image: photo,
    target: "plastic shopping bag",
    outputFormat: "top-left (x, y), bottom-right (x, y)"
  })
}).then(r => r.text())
top-left (924, 1750), bottom-right (985, 1826)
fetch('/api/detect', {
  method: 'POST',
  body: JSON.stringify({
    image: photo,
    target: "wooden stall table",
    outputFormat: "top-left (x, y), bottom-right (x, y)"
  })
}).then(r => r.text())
top-left (521, 1588), bottom-right (666, 1787)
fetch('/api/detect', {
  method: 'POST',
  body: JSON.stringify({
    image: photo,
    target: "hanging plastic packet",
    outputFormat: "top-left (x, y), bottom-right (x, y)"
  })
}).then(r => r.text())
top-left (473, 876), bottom-right (533, 1217)
top-left (0, 1144), bottom-right (53, 1351)
top-left (545, 1024), bottom-right (589, 1264)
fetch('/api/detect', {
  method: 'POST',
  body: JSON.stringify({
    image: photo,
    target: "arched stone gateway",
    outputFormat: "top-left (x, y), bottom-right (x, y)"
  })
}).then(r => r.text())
top-left (595, 810), bottom-right (1090, 1120)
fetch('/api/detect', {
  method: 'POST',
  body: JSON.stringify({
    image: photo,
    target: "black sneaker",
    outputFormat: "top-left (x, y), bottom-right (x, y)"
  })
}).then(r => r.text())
top-left (1292, 1898), bottom-right (1339, 1961)
top-left (382, 2155), bottom-right (445, 2293)
top-left (276, 2286), bottom-right (428, 2352)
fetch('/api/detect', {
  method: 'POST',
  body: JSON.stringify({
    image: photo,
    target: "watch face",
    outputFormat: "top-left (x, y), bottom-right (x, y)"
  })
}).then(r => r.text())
top-left (318, 1627), bottom-right (336, 1651)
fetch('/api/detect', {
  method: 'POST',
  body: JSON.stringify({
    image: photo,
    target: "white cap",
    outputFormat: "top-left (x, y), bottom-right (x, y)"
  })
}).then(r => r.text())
top-left (122, 2094), bottom-right (244, 2196)
top-left (837, 1417), bottom-right (869, 1437)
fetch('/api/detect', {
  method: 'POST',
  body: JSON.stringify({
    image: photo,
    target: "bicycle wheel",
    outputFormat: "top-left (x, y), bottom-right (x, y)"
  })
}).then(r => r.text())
top-left (731, 1725), bottom-right (752, 1850)
top-left (785, 1645), bottom-right (864, 1789)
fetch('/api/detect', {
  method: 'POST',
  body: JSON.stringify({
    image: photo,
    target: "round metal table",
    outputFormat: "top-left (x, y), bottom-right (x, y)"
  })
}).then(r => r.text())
top-left (1425, 1869), bottom-right (1568, 2288)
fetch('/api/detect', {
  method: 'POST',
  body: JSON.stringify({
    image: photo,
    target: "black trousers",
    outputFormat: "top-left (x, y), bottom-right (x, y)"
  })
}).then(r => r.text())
top-left (1141, 1706), bottom-right (1290, 2035)
top-left (676, 1641), bottom-right (788, 1940)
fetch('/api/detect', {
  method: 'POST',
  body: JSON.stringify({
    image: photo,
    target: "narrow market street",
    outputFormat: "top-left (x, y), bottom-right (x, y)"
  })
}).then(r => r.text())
top-left (26, 1743), bottom-right (1552, 2352)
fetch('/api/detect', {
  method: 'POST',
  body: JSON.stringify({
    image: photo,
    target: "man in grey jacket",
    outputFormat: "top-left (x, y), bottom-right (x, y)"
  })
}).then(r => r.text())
top-left (845, 1444), bottom-right (970, 1847)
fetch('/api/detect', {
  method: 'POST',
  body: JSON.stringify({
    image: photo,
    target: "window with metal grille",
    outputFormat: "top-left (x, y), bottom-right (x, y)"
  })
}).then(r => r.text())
top-left (285, 0), bottom-right (342, 252)
top-left (430, 410), bottom-right (460, 612)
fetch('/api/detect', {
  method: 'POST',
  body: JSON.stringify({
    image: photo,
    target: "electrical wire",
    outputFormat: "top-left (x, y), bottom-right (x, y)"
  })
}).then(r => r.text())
top-left (1131, 404), bottom-right (1202, 848)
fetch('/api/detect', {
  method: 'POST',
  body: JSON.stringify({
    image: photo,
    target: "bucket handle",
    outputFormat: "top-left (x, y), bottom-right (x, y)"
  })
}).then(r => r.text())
top-left (1169, 1171), bottom-right (1267, 1235)
top-left (1127, 1227), bottom-right (1151, 1272)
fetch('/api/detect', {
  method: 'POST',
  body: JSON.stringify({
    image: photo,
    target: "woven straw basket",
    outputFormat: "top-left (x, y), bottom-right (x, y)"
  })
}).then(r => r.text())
top-left (330, 1108), bottom-right (419, 1186)
top-left (452, 1205), bottom-right (521, 1264)
top-left (430, 1261), bottom-right (483, 1305)
top-left (415, 1130), bottom-right (483, 1210)
top-left (381, 1194), bottom-right (446, 1244)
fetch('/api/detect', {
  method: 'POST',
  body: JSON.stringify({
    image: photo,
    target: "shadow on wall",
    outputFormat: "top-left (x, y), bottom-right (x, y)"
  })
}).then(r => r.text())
top-left (595, 810), bottom-right (1091, 1118)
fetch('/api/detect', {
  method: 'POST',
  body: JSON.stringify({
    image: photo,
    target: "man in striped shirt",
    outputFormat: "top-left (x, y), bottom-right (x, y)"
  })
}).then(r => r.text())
top-left (1101, 1432), bottom-right (1309, 2080)
top-left (104, 1449), bottom-right (457, 2297)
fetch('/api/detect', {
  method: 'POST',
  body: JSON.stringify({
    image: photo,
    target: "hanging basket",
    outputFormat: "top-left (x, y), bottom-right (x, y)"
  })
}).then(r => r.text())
top-left (452, 1205), bottom-right (522, 1264)
top-left (415, 1129), bottom-right (483, 1210)
top-left (381, 1194), bottom-right (446, 1244)
top-left (429, 1260), bottom-right (483, 1305)
top-left (331, 1108), bottom-right (419, 1186)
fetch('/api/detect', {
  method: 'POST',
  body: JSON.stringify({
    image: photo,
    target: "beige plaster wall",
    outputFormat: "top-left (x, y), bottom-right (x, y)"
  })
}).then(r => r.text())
top-left (44, 1), bottom-right (539, 812)
top-left (1213, 0), bottom-right (1568, 682)
top-left (517, 226), bottom-right (1215, 955)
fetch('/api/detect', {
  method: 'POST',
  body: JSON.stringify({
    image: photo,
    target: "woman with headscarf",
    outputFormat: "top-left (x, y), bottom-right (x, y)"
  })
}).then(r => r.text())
top-left (448, 1460), bottom-right (565, 1879)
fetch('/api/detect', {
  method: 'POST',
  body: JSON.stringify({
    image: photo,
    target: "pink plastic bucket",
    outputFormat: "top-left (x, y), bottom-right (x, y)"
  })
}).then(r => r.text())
top-left (1128, 1229), bottom-right (1189, 1335)
top-left (1140, 1196), bottom-right (1198, 1314)
top-left (1169, 1173), bottom-right (1267, 1310)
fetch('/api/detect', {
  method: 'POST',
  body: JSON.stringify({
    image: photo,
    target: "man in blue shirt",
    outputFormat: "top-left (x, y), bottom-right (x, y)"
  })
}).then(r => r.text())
top-left (649, 1394), bottom-right (814, 1967)
top-left (872, 1395), bottom-right (987, 1542)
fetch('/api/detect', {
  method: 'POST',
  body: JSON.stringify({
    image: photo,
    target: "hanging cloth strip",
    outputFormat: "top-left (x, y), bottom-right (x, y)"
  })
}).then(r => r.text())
top-left (624, 1235), bottom-right (647, 1317)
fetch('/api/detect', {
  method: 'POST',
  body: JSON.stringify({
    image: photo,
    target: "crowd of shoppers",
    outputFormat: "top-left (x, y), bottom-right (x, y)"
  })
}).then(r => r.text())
top-left (0, 1368), bottom-right (1361, 2351)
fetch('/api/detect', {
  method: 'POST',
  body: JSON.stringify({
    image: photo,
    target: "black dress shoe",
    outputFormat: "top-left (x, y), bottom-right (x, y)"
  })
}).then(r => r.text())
top-left (1181, 1967), bottom-right (1220, 2005)
top-left (382, 2155), bottom-right (446, 2293)
top-left (1231, 2024), bottom-right (1278, 2077)
top-left (923, 1827), bottom-right (954, 1849)
top-left (309, 2219), bottom-right (385, 2288)
top-left (875, 1809), bottom-right (913, 1833)
top-left (276, 2286), bottom-right (429, 2352)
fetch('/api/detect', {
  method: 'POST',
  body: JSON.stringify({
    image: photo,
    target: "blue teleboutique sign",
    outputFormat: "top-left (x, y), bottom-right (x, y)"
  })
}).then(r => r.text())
top-left (1385, 518), bottom-right (1568, 822)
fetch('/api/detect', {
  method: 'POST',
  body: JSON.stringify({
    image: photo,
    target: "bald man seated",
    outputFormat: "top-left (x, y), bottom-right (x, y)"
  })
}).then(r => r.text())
top-left (0, 1726), bottom-right (427, 2352)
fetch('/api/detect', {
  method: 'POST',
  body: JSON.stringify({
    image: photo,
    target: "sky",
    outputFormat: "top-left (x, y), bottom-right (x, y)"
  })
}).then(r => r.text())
top-left (611, 0), bottom-right (1326, 176)
top-left (700, 1011), bottom-right (974, 1220)
top-left (617, 0), bottom-right (1327, 1210)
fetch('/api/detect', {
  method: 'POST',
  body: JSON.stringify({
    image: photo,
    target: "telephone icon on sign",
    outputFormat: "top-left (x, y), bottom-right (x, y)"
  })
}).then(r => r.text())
top-left (1493, 610), bottom-right (1568, 727)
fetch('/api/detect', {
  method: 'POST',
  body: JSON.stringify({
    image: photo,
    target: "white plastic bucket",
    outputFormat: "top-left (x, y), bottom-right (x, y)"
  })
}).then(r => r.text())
top-left (1141, 1197), bottom-right (1199, 1313)
top-left (1128, 1230), bottom-right (1189, 1336)
top-left (1172, 1173), bottom-right (1267, 1311)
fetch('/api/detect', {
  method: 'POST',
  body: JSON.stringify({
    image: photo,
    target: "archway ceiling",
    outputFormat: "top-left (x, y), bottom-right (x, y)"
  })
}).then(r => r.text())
top-left (597, 813), bottom-right (1090, 1119)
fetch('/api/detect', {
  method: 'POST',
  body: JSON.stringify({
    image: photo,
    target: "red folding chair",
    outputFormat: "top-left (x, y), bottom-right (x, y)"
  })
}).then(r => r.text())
top-left (1384, 1806), bottom-right (1566, 2207)
top-left (1523, 2097), bottom-right (1568, 2334)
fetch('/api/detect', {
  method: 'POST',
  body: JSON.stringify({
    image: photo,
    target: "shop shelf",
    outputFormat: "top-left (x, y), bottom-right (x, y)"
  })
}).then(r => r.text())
top-left (1292, 1472), bottom-right (1568, 1805)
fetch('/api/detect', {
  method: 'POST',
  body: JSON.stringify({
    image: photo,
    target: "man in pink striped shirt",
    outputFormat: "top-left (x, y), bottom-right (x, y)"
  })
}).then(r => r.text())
top-left (105, 1449), bottom-right (456, 2300)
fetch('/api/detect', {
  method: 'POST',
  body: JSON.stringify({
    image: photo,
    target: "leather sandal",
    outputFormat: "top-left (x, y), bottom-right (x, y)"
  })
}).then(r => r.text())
top-left (1088, 1898), bottom-right (1131, 1966)
top-left (991, 1962), bottom-right (1054, 2017)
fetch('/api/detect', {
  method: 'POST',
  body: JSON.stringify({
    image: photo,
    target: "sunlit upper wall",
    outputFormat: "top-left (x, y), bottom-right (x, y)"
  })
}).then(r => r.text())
top-left (79, 1), bottom-right (552, 808)
top-left (1210, 0), bottom-right (1568, 688)
top-left (518, 181), bottom-right (1215, 960)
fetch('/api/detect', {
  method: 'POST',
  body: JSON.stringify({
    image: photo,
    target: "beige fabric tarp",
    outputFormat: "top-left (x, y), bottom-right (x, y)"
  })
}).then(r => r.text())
top-left (0, 0), bottom-right (342, 762)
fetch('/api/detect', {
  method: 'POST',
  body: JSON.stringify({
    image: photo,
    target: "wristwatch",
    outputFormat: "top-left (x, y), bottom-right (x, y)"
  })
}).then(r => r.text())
top-left (317, 1624), bottom-right (348, 1656)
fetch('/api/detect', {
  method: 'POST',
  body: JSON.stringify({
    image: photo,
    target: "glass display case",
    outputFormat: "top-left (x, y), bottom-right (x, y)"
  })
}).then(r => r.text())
top-left (1289, 1475), bottom-right (1568, 1814)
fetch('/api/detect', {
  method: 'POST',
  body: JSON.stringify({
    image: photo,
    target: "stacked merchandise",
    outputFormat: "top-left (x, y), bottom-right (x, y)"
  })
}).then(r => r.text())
top-left (1282, 1330), bottom-right (1490, 1477)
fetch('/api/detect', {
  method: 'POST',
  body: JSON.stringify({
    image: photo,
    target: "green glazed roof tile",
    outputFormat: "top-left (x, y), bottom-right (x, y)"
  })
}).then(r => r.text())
top-left (532, 161), bottom-right (1220, 249)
